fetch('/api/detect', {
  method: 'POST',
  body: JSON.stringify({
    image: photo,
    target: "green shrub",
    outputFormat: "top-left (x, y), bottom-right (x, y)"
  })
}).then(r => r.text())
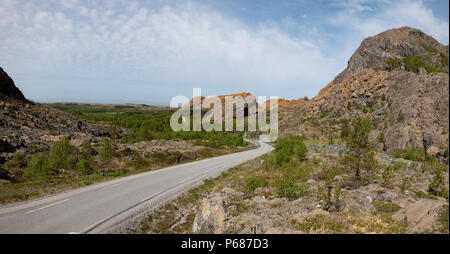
top-left (77, 159), bottom-right (93, 175)
top-left (98, 138), bottom-right (114, 161)
top-left (373, 200), bottom-right (401, 214)
top-left (429, 167), bottom-right (448, 199)
top-left (274, 135), bottom-right (308, 165)
top-left (245, 176), bottom-right (265, 194)
top-left (4, 152), bottom-right (27, 169)
top-left (25, 153), bottom-right (49, 178)
top-left (152, 151), bottom-right (168, 163)
top-left (381, 166), bottom-right (395, 188)
top-left (47, 137), bottom-right (79, 170)
top-left (294, 142), bottom-right (308, 161)
top-left (439, 206), bottom-right (449, 233)
top-left (392, 149), bottom-right (403, 158)
top-left (81, 142), bottom-right (96, 161)
top-left (273, 175), bottom-right (298, 200)
top-left (341, 118), bottom-right (378, 179)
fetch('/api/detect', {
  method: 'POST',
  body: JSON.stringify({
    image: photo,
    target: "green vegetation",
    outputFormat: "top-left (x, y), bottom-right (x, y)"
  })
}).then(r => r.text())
top-left (320, 166), bottom-right (342, 211)
top-left (373, 200), bottom-right (401, 214)
top-left (428, 165), bottom-right (449, 200)
top-left (420, 43), bottom-right (437, 54)
top-left (340, 118), bottom-right (378, 180)
top-left (24, 153), bottom-right (49, 179)
top-left (48, 104), bottom-right (245, 148)
top-left (392, 147), bottom-right (430, 162)
top-left (438, 205), bottom-right (449, 233)
top-left (340, 119), bottom-right (351, 138)
top-left (274, 135), bottom-right (308, 165)
top-left (384, 59), bottom-right (400, 68)
top-left (244, 176), bottom-right (265, 194)
top-left (381, 165), bottom-right (395, 189)
top-left (403, 55), bottom-right (446, 73)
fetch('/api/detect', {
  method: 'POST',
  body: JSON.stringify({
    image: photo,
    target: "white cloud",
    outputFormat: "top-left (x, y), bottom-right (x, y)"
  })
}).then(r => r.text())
top-left (0, 0), bottom-right (447, 104)
top-left (331, 0), bottom-right (449, 44)
top-left (0, 1), bottom-right (338, 103)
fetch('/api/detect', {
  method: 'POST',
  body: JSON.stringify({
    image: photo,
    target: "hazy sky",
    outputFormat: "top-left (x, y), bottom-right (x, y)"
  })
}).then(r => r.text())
top-left (1, 0), bottom-right (449, 105)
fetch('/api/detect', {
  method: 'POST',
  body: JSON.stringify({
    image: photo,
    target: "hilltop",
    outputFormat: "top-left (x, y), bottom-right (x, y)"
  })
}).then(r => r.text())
top-left (280, 26), bottom-right (449, 162)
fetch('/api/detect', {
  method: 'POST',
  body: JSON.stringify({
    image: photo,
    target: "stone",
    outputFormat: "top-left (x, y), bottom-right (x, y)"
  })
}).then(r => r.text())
top-left (392, 199), bottom-right (447, 233)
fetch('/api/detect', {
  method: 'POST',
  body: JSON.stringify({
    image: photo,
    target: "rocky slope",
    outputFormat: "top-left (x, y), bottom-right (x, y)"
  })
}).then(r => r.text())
top-left (0, 67), bottom-right (26, 101)
top-left (0, 67), bottom-right (113, 164)
top-left (280, 27), bottom-right (449, 162)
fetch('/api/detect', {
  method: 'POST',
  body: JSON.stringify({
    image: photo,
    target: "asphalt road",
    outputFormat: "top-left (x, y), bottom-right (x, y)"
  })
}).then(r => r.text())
top-left (0, 141), bottom-right (273, 234)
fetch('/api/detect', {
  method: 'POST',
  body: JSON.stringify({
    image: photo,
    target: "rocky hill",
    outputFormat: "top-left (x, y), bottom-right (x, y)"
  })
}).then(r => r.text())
top-left (0, 67), bottom-right (26, 101)
top-left (0, 67), bottom-right (113, 164)
top-left (280, 27), bottom-right (449, 162)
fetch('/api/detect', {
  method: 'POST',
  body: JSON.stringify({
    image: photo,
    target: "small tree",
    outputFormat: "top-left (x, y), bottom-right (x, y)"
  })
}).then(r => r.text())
top-left (99, 138), bottom-right (114, 161)
top-left (322, 166), bottom-right (337, 211)
top-left (342, 118), bottom-right (378, 180)
top-left (381, 165), bottom-right (395, 188)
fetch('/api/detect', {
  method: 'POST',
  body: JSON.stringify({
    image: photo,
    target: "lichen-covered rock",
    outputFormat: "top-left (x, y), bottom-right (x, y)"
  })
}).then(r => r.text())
top-left (392, 199), bottom-right (448, 233)
top-left (192, 193), bottom-right (229, 234)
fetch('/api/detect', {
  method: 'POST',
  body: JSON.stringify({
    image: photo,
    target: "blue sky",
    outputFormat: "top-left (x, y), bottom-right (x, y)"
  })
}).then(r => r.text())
top-left (0, 0), bottom-right (448, 105)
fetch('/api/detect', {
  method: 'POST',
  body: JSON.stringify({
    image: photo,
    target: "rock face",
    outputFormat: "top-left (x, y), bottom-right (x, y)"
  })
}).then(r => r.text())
top-left (0, 67), bottom-right (26, 101)
top-left (0, 67), bottom-right (116, 164)
top-left (280, 27), bottom-right (449, 162)
top-left (392, 199), bottom-right (447, 233)
top-left (333, 26), bottom-right (448, 84)
top-left (192, 191), bottom-right (229, 234)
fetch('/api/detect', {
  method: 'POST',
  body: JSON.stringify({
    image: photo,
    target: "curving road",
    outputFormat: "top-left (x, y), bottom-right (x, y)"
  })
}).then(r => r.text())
top-left (0, 141), bottom-right (273, 234)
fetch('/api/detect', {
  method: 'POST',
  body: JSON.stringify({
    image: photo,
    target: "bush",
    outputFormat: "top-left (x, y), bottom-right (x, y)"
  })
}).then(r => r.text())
top-left (47, 137), bottom-right (79, 170)
top-left (342, 118), bottom-right (378, 179)
top-left (25, 153), bottom-right (49, 178)
top-left (245, 176), bottom-right (265, 194)
top-left (373, 200), bottom-right (401, 214)
top-left (152, 151), bottom-right (168, 163)
top-left (4, 152), bottom-right (27, 169)
top-left (429, 167), bottom-right (448, 199)
top-left (294, 142), bottom-right (308, 161)
top-left (81, 142), bottom-right (96, 161)
top-left (381, 166), bottom-right (395, 188)
top-left (274, 135), bottom-right (308, 165)
top-left (273, 175), bottom-right (298, 200)
top-left (77, 159), bottom-right (93, 175)
top-left (98, 138), bottom-right (114, 161)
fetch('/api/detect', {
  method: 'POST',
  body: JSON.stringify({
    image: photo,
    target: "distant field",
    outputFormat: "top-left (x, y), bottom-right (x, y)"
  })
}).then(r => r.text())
top-left (47, 103), bottom-right (246, 148)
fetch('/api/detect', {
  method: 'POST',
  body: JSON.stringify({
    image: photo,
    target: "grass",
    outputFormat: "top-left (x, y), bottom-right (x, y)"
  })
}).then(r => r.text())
top-left (372, 200), bottom-right (401, 214)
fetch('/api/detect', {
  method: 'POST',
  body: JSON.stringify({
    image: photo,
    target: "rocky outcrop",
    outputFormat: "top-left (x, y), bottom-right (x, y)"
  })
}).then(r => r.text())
top-left (392, 199), bottom-right (448, 233)
top-left (280, 27), bottom-right (449, 161)
top-left (0, 67), bottom-right (120, 163)
top-left (0, 67), bottom-right (26, 101)
top-left (333, 27), bottom-right (448, 84)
